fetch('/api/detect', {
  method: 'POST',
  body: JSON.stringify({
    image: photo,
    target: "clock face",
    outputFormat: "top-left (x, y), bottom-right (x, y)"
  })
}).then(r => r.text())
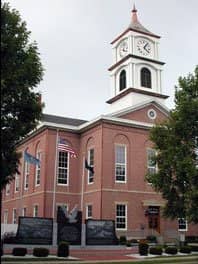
top-left (119, 40), bottom-right (128, 57)
top-left (137, 39), bottom-right (151, 56)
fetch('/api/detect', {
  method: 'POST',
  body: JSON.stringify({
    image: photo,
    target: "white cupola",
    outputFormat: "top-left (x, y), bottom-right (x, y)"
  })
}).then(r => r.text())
top-left (106, 5), bottom-right (168, 113)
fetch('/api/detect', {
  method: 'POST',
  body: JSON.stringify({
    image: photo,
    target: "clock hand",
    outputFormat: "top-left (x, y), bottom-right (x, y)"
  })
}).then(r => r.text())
top-left (144, 43), bottom-right (149, 51)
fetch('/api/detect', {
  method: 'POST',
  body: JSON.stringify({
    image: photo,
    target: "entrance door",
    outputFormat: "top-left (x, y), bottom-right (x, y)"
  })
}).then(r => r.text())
top-left (148, 206), bottom-right (160, 233)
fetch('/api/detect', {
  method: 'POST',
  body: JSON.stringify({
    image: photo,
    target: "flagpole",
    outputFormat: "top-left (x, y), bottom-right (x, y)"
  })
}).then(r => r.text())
top-left (80, 155), bottom-right (85, 212)
top-left (52, 129), bottom-right (59, 220)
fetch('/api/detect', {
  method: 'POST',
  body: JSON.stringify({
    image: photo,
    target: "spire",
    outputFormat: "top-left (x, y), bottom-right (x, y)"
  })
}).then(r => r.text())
top-left (128, 4), bottom-right (156, 36)
top-left (131, 4), bottom-right (138, 23)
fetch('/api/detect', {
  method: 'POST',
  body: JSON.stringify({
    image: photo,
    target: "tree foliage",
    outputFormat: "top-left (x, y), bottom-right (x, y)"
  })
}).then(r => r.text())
top-left (147, 66), bottom-right (198, 223)
top-left (1, 2), bottom-right (44, 190)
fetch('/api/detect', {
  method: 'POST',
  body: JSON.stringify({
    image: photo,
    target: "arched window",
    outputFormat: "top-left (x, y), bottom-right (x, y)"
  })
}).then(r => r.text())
top-left (119, 70), bottom-right (126, 91)
top-left (141, 67), bottom-right (151, 88)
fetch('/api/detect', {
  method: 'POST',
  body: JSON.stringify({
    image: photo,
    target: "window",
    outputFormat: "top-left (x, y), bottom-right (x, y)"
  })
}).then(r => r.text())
top-left (24, 161), bottom-right (30, 190)
top-left (88, 148), bottom-right (94, 184)
top-left (86, 205), bottom-right (93, 219)
top-left (115, 145), bottom-right (126, 182)
top-left (141, 67), bottom-right (151, 88)
top-left (119, 70), bottom-right (126, 91)
top-left (15, 174), bottom-right (20, 192)
top-left (147, 148), bottom-right (157, 174)
top-left (4, 210), bottom-right (8, 224)
top-left (116, 204), bottom-right (127, 229)
top-left (33, 205), bottom-right (38, 217)
top-left (12, 209), bottom-right (17, 224)
top-left (5, 184), bottom-right (10, 196)
top-left (57, 151), bottom-right (69, 185)
top-left (35, 152), bottom-right (41, 186)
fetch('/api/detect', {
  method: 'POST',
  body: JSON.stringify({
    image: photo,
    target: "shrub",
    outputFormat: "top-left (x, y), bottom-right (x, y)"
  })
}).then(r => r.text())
top-left (119, 236), bottom-right (127, 245)
top-left (149, 246), bottom-right (163, 255)
top-left (12, 247), bottom-right (27, 256)
top-left (130, 239), bottom-right (138, 244)
top-left (146, 235), bottom-right (157, 243)
top-left (165, 246), bottom-right (178, 255)
top-left (180, 246), bottom-right (191, 254)
top-left (33, 248), bottom-right (49, 257)
top-left (57, 241), bottom-right (69, 257)
top-left (190, 245), bottom-right (198, 252)
top-left (138, 241), bottom-right (149, 256)
top-left (126, 241), bottom-right (131, 247)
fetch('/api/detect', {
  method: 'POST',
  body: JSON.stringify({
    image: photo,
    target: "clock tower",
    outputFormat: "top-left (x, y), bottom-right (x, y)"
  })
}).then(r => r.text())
top-left (106, 5), bottom-right (169, 113)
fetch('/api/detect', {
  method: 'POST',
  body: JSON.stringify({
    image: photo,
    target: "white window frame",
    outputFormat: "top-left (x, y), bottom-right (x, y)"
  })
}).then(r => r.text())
top-left (4, 210), bottom-right (8, 224)
top-left (57, 151), bottom-right (69, 185)
top-left (22, 207), bottom-right (27, 217)
top-left (5, 184), bottom-right (10, 196)
top-left (115, 144), bottom-right (127, 183)
top-left (33, 204), bottom-right (39, 217)
top-left (12, 208), bottom-right (17, 224)
top-left (86, 204), bottom-right (93, 219)
top-left (88, 148), bottom-right (94, 184)
top-left (15, 173), bottom-right (20, 193)
top-left (116, 203), bottom-right (127, 230)
top-left (147, 148), bottom-right (157, 175)
top-left (35, 151), bottom-right (41, 186)
top-left (24, 161), bottom-right (30, 190)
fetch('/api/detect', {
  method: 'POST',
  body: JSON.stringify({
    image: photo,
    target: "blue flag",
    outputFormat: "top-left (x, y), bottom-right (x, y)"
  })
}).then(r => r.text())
top-left (24, 150), bottom-right (40, 166)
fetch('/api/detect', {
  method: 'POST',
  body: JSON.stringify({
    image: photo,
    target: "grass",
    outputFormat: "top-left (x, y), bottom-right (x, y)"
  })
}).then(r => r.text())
top-left (1, 255), bottom-right (198, 264)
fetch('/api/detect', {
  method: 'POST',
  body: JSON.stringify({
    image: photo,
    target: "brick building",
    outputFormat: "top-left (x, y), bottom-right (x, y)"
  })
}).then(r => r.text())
top-left (2, 6), bottom-right (198, 240)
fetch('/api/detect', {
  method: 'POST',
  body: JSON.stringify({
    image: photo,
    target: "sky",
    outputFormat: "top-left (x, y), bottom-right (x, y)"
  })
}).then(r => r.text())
top-left (7, 0), bottom-right (198, 120)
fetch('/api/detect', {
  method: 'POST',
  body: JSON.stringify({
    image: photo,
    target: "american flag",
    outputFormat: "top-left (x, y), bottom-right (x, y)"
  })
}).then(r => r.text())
top-left (58, 138), bottom-right (77, 158)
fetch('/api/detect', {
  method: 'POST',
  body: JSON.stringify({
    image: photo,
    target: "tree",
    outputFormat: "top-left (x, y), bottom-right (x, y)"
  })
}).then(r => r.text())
top-left (147, 66), bottom-right (198, 223)
top-left (1, 2), bottom-right (44, 190)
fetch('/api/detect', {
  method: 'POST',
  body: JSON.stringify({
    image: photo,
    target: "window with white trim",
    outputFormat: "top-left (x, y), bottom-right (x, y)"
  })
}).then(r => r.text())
top-left (15, 173), bottom-right (20, 192)
top-left (12, 208), bottom-right (17, 224)
top-left (5, 184), bottom-right (10, 196)
top-left (88, 148), bottom-right (94, 184)
top-left (4, 210), bottom-right (8, 224)
top-left (115, 145), bottom-right (126, 182)
top-left (86, 205), bottom-right (93, 219)
top-left (22, 207), bottom-right (27, 217)
top-left (147, 148), bottom-right (157, 174)
top-left (35, 151), bottom-right (41, 186)
top-left (24, 161), bottom-right (30, 190)
top-left (33, 205), bottom-right (38, 217)
top-left (116, 204), bottom-right (127, 229)
top-left (57, 151), bottom-right (69, 185)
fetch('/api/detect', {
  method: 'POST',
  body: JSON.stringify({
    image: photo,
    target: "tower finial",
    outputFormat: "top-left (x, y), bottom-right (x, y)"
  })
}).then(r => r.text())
top-left (131, 3), bottom-right (138, 23)
top-left (132, 3), bottom-right (137, 13)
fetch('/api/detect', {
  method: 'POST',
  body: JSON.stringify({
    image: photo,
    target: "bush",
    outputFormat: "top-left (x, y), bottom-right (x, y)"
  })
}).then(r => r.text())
top-left (190, 245), bottom-right (198, 252)
top-left (33, 248), bottom-right (49, 257)
top-left (130, 239), bottom-right (138, 244)
top-left (146, 235), bottom-right (157, 243)
top-left (149, 246), bottom-right (163, 255)
top-left (126, 241), bottom-right (131, 247)
top-left (57, 241), bottom-right (69, 257)
top-left (165, 246), bottom-right (178, 255)
top-left (138, 241), bottom-right (149, 256)
top-left (12, 248), bottom-right (27, 256)
top-left (180, 246), bottom-right (191, 254)
top-left (119, 236), bottom-right (127, 245)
